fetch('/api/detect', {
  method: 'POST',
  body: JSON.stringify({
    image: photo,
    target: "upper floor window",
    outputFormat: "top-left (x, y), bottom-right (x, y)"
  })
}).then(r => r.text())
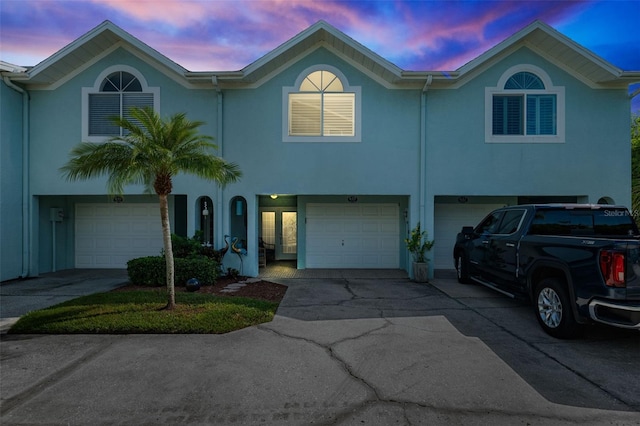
top-left (283, 66), bottom-right (361, 142)
top-left (485, 65), bottom-right (564, 143)
top-left (82, 66), bottom-right (159, 142)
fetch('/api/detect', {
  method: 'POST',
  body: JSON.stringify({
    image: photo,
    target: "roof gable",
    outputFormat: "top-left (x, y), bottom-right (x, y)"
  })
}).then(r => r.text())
top-left (222, 20), bottom-right (408, 88)
top-left (10, 21), bottom-right (188, 88)
top-left (450, 20), bottom-right (637, 89)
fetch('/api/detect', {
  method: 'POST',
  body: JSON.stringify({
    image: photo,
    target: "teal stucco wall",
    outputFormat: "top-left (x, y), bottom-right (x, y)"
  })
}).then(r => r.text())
top-left (0, 81), bottom-right (25, 280)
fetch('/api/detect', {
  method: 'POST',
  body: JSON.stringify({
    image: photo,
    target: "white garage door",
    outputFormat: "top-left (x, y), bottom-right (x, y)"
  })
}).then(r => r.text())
top-left (75, 203), bottom-right (163, 268)
top-left (306, 203), bottom-right (399, 268)
top-left (433, 203), bottom-right (503, 270)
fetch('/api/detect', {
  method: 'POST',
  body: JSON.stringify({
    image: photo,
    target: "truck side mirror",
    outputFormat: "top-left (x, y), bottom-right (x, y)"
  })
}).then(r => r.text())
top-left (461, 226), bottom-right (474, 235)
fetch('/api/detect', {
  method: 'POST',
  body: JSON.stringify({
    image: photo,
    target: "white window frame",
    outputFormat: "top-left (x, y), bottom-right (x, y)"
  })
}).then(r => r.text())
top-left (485, 64), bottom-right (564, 144)
top-left (283, 65), bottom-right (361, 143)
top-left (82, 65), bottom-right (160, 143)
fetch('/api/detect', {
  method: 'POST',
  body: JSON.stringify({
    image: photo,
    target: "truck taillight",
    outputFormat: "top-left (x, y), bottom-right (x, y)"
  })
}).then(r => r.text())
top-left (599, 250), bottom-right (626, 288)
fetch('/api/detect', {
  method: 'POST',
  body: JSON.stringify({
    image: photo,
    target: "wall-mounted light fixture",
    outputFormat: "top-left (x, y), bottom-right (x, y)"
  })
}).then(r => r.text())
top-left (270, 194), bottom-right (278, 200)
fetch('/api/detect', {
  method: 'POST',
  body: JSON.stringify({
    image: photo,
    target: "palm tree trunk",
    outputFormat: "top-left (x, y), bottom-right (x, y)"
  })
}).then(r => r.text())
top-left (159, 194), bottom-right (176, 310)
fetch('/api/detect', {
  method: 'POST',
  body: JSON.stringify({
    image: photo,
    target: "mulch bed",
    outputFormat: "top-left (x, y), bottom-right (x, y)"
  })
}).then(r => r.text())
top-left (114, 276), bottom-right (288, 303)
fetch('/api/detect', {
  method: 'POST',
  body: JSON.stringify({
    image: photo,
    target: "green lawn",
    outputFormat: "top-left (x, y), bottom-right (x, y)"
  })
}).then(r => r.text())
top-left (9, 290), bottom-right (279, 334)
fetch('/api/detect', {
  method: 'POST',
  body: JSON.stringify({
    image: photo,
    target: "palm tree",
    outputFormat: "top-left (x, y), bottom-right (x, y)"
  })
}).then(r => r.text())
top-left (61, 107), bottom-right (241, 309)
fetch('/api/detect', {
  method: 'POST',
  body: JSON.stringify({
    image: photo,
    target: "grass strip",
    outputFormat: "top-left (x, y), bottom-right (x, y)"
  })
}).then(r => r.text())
top-left (9, 290), bottom-right (279, 334)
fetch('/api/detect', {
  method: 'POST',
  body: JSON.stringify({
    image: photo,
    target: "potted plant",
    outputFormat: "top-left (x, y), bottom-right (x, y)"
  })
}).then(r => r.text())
top-left (405, 222), bottom-right (434, 283)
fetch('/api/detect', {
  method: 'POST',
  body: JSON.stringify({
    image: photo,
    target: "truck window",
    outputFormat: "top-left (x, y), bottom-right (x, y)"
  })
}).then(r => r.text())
top-left (475, 211), bottom-right (504, 235)
top-left (496, 209), bottom-right (526, 234)
top-left (529, 210), bottom-right (592, 236)
top-left (593, 209), bottom-right (639, 236)
top-left (529, 208), bottom-right (639, 237)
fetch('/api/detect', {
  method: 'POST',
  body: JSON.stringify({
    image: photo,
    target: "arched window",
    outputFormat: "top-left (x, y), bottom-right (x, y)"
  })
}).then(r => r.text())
top-left (229, 196), bottom-right (247, 251)
top-left (504, 72), bottom-right (544, 90)
top-left (486, 65), bottom-right (564, 143)
top-left (198, 196), bottom-right (214, 246)
top-left (283, 66), bottom-right (361, 142)
top-left (493, 71), bottom-right (555, 136)
top-left (89, 71), bottom-right (154, 136)
top-left (83, 66), bottom-right (158, 140)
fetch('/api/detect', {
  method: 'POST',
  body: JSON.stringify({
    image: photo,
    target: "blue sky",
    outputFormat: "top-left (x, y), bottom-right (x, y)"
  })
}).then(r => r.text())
top-left (1, 0), bottom-right (638, 110)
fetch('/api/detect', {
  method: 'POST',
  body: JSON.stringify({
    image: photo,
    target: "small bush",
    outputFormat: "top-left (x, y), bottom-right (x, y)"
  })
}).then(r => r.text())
top-left (127, 256), bottom-right (219, 286)
top-left (171, 233), bottom-right (223, 264)
top-left (176, 257), bottom-right (218, 285)
top-left (171, 233), bottom-right (204, 258)
top-left (127, 256), bottom-right (165, 286)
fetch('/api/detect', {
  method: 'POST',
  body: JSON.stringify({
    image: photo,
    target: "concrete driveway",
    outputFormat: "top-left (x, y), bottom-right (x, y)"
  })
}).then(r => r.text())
top-left (1, 270), bottom-right (639, 425)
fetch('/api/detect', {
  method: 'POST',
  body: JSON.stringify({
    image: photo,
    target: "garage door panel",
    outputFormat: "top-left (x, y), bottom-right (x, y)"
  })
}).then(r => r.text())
top-left (344, 221), bottom-right (361, 233)
top-left (113, 222), bottom-right (131, 233)
top-left (76, 238), bottom-right (94, 250)
top-left (306, 203), bottom-right (399, 268)
top-left (95, 239), bottom-right (111, 249)
top-left (131, 206), bottom-right (153, 216)
top-left (130, 222), bottom-right (149, 233)
top-left (132, 239), bottom-right (151, 249)
top-left (75, 203), bottom-right (162, 269)
top-left (95, 222), bottom-right (112, 233)
top-left (113, 238), bottom-right (132, 249)
top-left (94, 255), bottom-right (112, 265)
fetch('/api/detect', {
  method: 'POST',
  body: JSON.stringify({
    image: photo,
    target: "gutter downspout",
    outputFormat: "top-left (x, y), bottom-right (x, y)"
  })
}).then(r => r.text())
top-left (212, 76), bottom-right (224, 250)
top-left (420, 74), bottom-right (432, 277)
top-left (3, 76), bottom-right (31, 278)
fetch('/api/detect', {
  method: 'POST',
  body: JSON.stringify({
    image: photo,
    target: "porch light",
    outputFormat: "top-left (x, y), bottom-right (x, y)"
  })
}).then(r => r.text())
top-left (270, 194), bottom-right (278, 199)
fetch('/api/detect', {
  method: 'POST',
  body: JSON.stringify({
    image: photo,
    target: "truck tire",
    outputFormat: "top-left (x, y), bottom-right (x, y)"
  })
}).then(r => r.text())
top-left (534, 278), bottom-right (580, 339)
top-left (456, 253), bottom-right (471, 284)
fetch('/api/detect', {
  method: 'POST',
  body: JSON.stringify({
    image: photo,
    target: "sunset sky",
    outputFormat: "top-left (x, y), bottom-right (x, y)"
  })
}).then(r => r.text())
top-left (1, 0), bottom-right (638, 110)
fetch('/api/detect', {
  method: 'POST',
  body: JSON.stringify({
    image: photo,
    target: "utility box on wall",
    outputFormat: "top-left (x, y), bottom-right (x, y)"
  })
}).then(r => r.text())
top-left (50, 208), bottom-right (64, 222)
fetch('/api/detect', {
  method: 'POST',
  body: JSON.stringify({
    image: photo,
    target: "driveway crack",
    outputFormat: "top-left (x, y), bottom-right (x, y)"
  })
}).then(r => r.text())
top-left (259, 320), bottom-right (399, 422)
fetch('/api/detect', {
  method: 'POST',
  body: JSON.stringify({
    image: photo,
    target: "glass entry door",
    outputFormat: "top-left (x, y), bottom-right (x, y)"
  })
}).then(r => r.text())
top-left (260, 208), bottom-right (297, 260)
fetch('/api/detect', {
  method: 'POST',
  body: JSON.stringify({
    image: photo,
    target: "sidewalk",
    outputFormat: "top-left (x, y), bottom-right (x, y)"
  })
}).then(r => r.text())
top-left (0, 269), bottom-right (129, 332)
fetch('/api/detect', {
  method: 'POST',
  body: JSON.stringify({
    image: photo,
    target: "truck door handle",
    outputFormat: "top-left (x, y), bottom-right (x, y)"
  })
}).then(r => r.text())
top-left (506, 243), bottom-right (515, 247)
top-left (482, 240), bottom-right (489, 244)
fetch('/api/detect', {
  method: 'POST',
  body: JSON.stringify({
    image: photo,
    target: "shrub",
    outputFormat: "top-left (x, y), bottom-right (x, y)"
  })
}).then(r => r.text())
top-left (127, 256), bottom-right (165, 286)
top-left (175, 257), bottom-right (219, 285)
top-left (171, 233), bottom-right (204, 258)
top-left (127, 256), bottom-right (219, 286)
top-left (170, 233), bottom-right (224, 264)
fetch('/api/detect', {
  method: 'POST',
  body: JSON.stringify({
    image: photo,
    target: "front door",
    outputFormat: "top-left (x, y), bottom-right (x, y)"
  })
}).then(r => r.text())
top-left (260, 209), bottom-right (297, 260)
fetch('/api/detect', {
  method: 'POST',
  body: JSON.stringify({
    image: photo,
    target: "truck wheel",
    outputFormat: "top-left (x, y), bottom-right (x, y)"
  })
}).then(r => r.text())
top-left (534, 278), bottom-right (579, 339)
top-left (456, 253), bottom-right (470, 284)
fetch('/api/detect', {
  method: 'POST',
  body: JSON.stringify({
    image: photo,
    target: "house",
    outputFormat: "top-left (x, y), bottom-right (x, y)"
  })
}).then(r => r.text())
top-left (1, 20), bottom-right (638, 281)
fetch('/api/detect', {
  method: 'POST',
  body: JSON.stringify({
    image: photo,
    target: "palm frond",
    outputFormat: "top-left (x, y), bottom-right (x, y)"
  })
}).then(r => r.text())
top-left (61, 106), bottom-right (242, 195)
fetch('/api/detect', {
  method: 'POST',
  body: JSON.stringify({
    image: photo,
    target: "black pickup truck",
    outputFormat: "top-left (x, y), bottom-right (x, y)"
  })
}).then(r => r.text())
top-left (453, 204), bottom-right (640, 338)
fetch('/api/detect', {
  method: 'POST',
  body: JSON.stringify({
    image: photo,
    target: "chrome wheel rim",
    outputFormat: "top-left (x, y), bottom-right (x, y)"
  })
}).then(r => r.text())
top-left (537, 287), bottom-right (562, 328)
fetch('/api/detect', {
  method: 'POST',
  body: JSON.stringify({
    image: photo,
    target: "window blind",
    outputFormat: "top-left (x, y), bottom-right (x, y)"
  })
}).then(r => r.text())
top-left (323, 93), bottom-right (355, 136)
top-left (527, 95), bottom-right (556, 135)
top-left (89, 93), bottom-right (120, 136)
top-left (493, 95), bottom-right (523, 135)
top-left (289, 93), bottom-right (321, 136)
